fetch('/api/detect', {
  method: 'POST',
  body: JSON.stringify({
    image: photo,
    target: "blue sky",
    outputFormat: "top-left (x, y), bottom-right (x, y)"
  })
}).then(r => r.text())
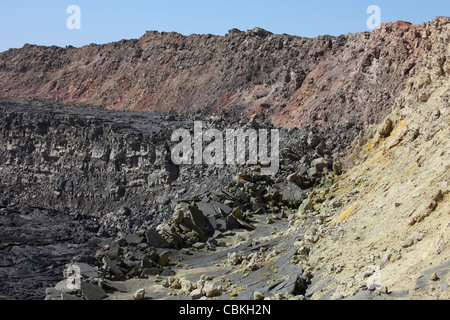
top-left (0, 0), bottom-right (449, 52)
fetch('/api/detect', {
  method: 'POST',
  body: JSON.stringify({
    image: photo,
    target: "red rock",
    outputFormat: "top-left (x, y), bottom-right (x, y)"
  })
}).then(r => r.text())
top-left (0, 17), bottom-right (448, 130)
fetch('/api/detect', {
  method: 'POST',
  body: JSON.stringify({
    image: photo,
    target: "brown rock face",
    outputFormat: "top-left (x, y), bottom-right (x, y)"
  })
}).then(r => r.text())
top-left (0, 17), bottom-right (448, 129)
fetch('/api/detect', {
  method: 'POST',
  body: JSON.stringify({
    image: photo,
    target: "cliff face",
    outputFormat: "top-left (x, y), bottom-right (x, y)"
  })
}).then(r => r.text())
top-left (1, 17), bottom-right (449, 129)
top-left (0, 98), bottom-right (355, 237)
top-left (0, 100), bottom-right (212, 233)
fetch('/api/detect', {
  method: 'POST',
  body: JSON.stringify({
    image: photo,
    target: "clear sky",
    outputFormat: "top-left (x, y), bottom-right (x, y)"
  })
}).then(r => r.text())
top-left (0, 0), bottom-right (449, 52)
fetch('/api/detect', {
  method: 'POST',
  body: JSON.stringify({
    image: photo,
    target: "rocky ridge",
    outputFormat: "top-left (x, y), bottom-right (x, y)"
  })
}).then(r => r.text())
top-left (1, 18), bottom-right (449, 130)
